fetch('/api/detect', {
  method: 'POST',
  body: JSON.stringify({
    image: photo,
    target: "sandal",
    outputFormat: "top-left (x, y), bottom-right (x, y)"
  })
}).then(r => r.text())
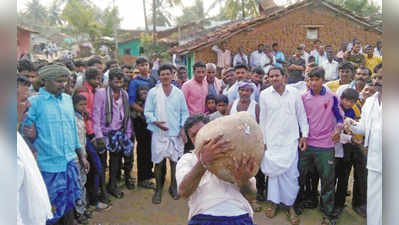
top-left (251, 201), bottom-right (262, 212)
top-left (264, 203), bottom-right (278, 218)
top-left (286, 207), bottom-right (300, 225)
top-left (138, 179), bottom-right (155, 189)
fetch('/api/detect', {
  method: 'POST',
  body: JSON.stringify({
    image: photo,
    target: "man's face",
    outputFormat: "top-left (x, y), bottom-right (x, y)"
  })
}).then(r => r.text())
top-left (137, 62), bottom-right (149, 75)
top-left (159, 69), bottom-right (173, 86)
top-left (296, 49), bottom-right (304, 57)
top-left (206, 99), bottom-right (216, 113)
top-left (339, 68), bottom-right (353, 84)
top-left (110, 63), bottom-right (118, 69)
top-left (223, 71), bottom-right (234, 85)
top-left (372, 68), bottom-right (383, 90)
top-left (314, 41), bottom-right (321, 49)
top-left (361, 85), bottom-right (377, 99)
top-left (251, 73), bottom-right (262, 85)
top-left (76, 66), bottom-right (85, 73)
top-left (178, 68), bottom-right (188, 81)
top-left (75, 100), bottom-right (87, 115)
top-left (238, 87), bottom-right (253, 101)
top-left (109, 77), bottom-right (124, 91)
top-left (235, 68), bottom-right (247, 81)
top-left (365, 47), bottom-right (373, 56)
top-left (309, 76), bottom-right (324, 93)
top-left (269, 69), bottom-right (285, 89)
top-left (353, 44), bottom-right (361, 54)
top-left (340, 98), bottom-right (356, 111)
top-left (327, 50), bottom-right (335, 60)
top-left (263, 75), bottom-right (270, 86)
top-left (272, 45), bottom-right (278, 52)
top-left (216, 102), bottom-right (227, 115)
top-left (377, 41), bottom-right (382, 49)
top-left (21, 71), bottom-right (37, 83)
top-left (188, 122), bottom-right (205, 144)
top-left (206, 68), bottom-right (216, 83)
top-left (319, 46), bottom-right (325, 54)
top-left (46, 75), bottom-right (68, 96)
top-left (123, 68), bottom-right (134, 80)
top-left (355, 68), bottom-right (370, 83)
top-left (94, 63), bottom-right (104, 75)
top-left (138, 89), bottom-right (148, 101)
top-left (194, 67), bottom-right (206, 83)
top-left (258, 45), bottom-right (264, 52)
top-left (88, 75), bottom-right (102, 89)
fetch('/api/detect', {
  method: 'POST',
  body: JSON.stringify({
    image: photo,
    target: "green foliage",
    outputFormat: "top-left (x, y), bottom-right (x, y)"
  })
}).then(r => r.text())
top-left (100, 6), bottom-right (122, 37)
top-left (212, 0), bottom-right (260, 20)
top-left (23, 0), bottom-right (48, 24)
top-left (326, 0), bottom-right (381, 17)
top-left (176, 0), bottom-right (208, 25)
top-left (140, 32), bottom-right (169, 59)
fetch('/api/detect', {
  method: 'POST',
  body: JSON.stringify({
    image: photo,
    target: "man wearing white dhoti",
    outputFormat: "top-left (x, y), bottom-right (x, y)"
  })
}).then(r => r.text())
top-left (345, 63), bottom-right (382, 225)
top-left (144, 64), bottom-right (190, 204)
top-left (259, 67), bottom-right (309, 225)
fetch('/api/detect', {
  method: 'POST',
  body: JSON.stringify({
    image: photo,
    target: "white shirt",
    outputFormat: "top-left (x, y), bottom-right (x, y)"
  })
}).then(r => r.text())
top-left (301, 51), bottom-right (310, 65)
top-left (259, 86), bottom-right (309, 176)
top-left (320, 59), bottom-right (339, 81)
top-left (176, 153), bottom-right (254, 220)
top-left (350, 92), bottom-right (382, 173)
top-left (226, 81), bottom-right (256, 104)
top-left (233, 53), bottom-right (248, 66)
top-left (374, 48), bottom-right (382, 57)
top-left (310, 49), bottom-right (328, 65)
top-left (250, 50), bottom-right (267, 68)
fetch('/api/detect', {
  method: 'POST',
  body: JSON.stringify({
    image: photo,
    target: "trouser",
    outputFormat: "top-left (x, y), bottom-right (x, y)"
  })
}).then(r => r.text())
top-left (255, 170), bottom-right (266, 196)
top-left (335, 143), bottom-right (367, 208)
top-left (133, 117), bottom-right (154, 182)
top-left (299, 146), bottom-right (335, 219)
top-left (117, 152), bottom-right (134, 180)
top-left (107, 151), bottom-right (123, 189)
top-left (75, 158), bottom-right (87, 214)
top-left (85, 138), bottom-right (105, 205)
top-left (53, 209), bottom-right (74, 225)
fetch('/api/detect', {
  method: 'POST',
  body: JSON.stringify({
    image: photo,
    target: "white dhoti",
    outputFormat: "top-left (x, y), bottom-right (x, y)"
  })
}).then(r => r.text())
top-left (367, 169), bottom-right (382, 225)
top-left (151, 132), bottom-right (184, 164)
top-left (261, 141), bottom-right (299, 206)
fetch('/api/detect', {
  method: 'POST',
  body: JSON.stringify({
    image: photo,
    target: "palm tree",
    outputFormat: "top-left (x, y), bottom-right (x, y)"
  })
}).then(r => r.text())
top-left (24, 0), bottom-right (48, 24)
top-left (210, 0), bottom-right (260, 20)
top-left (48, 0), bottom-right (63, 26)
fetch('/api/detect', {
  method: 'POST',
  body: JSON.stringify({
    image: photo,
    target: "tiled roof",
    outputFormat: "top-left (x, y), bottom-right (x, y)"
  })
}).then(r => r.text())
top-left (170, 0), bottom-right (381, 54)
top-left (17, 25), bottom-right (39, 34)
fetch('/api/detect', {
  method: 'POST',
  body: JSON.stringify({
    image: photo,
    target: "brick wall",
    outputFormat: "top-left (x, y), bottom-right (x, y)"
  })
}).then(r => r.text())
top-left (194, 5), bottom-right (381, 64)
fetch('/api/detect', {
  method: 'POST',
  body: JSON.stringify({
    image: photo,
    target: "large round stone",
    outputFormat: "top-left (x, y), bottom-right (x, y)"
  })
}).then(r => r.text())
top-left (194, 111), bottom-right (264, 183)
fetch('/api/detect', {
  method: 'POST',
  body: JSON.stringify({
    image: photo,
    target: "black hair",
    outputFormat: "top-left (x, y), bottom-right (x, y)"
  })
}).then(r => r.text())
top-left (72, 94), bottom-right (87, 106)
top-left (272, 43), bottom-right (278, 47)
top-left (17, 73), bottom-right (31, 87)
top-left (338, 62), bottom-right (354, 73)
top-left (234, 63), bottom-right (248, 71)
top-left (109, 68), bottom-right (125, 81)
top-left (308, 56), bottom-right (315, 62)
top-left (158, 64), bottom-right (174, 76)
top-left (252, 67), bottom-right (265, 75)
top-left (267, 66), bottom-right (285, 76)
top-left (184, 113), bottom-right (210, 134)
top-left (171, 64), bottom-right (177, 71)
top-left (136, 85), bottom-right (149, 101)
top-left (215, 94), bottom-right (229, 104)
top-left (136, 56), bottom-right (149, 65)
top-left (64, 60), bottom-right (76, 71)
top-left (178, 65), bottom-right (187, 72)
top-left (357, 65), bottom-right (372, 77)
top-left (122, 64), bottom-right (133, 70)
top-left (205, 94), bottom-right (216, 103)
top-left (85, 67), bottom-right (99, 81)
top-left (341, 88), bottom-right (359, 101)
top-left (257, 43), bottom-right (264, 47)
top-left (105, 60), bottom-right (118, 72)
top-left (87, 56), bottom-right (103, 67)
top-left (374, 63), bottom-right (382, 74)
top-left (313, 39), bottom-right (321, 44)
top-left (17, 59), bottom-right (34, 72)
top-left (74, 60), bottom-right (86, 68)
top-left (308, 67), bottom-right (325, 79)
top-left (193, 61), bottom-right (206, 71)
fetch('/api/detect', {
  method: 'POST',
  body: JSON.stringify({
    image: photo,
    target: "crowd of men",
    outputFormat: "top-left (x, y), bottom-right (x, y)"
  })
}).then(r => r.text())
top-left (16, 37), bottom-right (382, 225)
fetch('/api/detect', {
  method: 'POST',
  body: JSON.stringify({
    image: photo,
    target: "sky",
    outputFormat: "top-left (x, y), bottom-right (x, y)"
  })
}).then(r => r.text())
top-left (17, 0), bottom-right (382, 30)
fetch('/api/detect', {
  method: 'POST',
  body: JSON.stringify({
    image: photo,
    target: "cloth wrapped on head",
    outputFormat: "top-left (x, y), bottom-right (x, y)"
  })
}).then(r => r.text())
top-left (237, 81), bottom-right (256, 91)
top-left (38, 64), bottom-right (71, 81)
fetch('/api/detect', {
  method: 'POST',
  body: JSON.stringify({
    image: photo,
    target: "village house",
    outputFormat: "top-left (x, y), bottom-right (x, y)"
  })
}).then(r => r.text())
top-left (17, 25), bottom-right (39, 59)
top-left (169, 0), bottom-right (382, 78)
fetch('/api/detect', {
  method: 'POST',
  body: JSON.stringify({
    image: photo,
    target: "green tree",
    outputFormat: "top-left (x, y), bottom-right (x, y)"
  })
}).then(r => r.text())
top-left (101, 6), bottom-right (122, 37)
top-left (211, 0), bottom-right (260, 20)
top-left (176, 0), bottom-right (208, 25)
top-left (23, 0), bottom-right (48, 24)
top-left (48, 0), bottom-right (64, 26)
top-left (326, 0), bottom-right (381, 17)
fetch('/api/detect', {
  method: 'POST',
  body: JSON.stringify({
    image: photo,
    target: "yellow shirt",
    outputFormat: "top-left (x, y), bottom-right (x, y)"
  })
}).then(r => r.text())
top-left (352, 100), bottom-right (364, 142)
top-left (363, 54), bottom-right (382, 73)
top-left (325, 80), bottom-right (340, 93)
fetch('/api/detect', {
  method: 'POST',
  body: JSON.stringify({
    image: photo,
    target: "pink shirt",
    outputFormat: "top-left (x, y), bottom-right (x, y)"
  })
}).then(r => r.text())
top-left (176, 152), bottom-right (254, 220)
top-left (301, 87), bottom-right (344, 148)
top-left (181, 78), bottom-right (208, 115)
top-left (212, 45), bottom-right (232, 68)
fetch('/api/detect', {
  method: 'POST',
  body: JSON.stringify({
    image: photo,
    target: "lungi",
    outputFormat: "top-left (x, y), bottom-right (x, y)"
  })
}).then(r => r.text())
top-left (151, 132), bottom-right (184, 163)
top-left (367, 169), bottom-right (382, 225)
top-left (188, 213), bottom-right (255, 225)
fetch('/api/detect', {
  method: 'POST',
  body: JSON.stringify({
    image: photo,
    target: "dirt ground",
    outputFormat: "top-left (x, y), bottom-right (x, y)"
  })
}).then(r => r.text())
top-left (89, 166), bottom-right (365, 225)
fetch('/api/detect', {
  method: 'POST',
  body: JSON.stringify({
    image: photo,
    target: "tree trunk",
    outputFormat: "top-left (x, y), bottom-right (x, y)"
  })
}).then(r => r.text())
top-left (241, 0), bottom-right (245, 19)
top-left (143, 0), bottom-right (149, 32)
top-left (152, 0), bottom-right (157, 45)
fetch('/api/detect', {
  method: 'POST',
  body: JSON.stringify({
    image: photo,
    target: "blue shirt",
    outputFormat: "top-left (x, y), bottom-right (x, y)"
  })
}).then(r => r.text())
top-left (144, 85), bottom-right (189, 136)
top-left (273, 51), bottom-right (285, 68)
top-left (23, 88), bottom-right (80, 172)
top-left (128, 75), bottom-right (156, 105)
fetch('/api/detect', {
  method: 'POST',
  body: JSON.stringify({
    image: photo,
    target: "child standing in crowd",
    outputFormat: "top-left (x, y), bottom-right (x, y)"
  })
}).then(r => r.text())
top-left (132, 85), bottom-right (155, 189)
top-left (205, 94), bottom-right (217, 114)
top-left (209, 94), bottom-right (229, 121)
top-left (72, 94), bottom-right (92, 224)
top-left (300, 67), bottom-right (344, 225)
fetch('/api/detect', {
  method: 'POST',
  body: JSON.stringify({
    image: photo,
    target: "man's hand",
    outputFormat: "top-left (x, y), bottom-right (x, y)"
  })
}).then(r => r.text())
top-left (196, 134), bottom-right (232, 168)
top-left (80, 156), bottom-right (90, 173)
top-left (331, 127), bottom-right (342, 143)
top-left (179, 128), bottom-right (187, 144)
top-left (299, 138), bottom-right (307, 152)
top-left (154, 121), bottom-right (169, 131)
top-left (231, 153), bottom-right (257, 187)
top-left (344, 117), bottom-right (355, 127)
top-left (95, 138), bottom-right (106, 152)
top-left (351, 135), bottom-right (362, 145)
top-left (23, 123), bottom-right (37, 141)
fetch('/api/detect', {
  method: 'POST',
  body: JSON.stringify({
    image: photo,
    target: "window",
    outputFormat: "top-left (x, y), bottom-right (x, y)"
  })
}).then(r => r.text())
top-left (124, 48), bottom-right (131, 56)
top-left (306, 28), bottom-right (318, 40)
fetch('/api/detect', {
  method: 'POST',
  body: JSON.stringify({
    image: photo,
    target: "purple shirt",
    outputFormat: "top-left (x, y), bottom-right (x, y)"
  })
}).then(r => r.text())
top-left (301, 87), bottom-right (344, 149)
top-left (93, 88), bottom-right (132, 139)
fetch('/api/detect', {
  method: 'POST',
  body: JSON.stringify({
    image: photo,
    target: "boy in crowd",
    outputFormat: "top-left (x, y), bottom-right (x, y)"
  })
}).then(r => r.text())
top-left (326, 62), bottom-right (354, 93)
top-left (205, 94), bottom-right (217, 114)
top-left (300, 67), bottom-right (344, 225)
top-left (209, 94), bottom-right (229, 121)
